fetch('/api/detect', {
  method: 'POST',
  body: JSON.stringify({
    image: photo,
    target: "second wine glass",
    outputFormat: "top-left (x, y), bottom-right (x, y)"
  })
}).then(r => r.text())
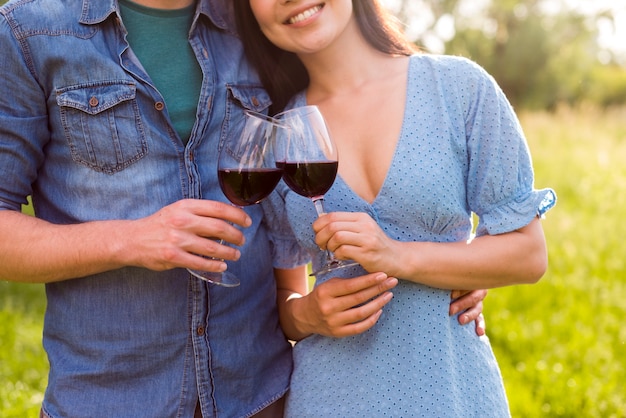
top-left (187, 110), bottom-right (284, 286)
top-left (276, 105), bottom-right (358, 276)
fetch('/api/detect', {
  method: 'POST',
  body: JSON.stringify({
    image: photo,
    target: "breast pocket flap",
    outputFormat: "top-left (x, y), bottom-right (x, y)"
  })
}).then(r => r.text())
top-left (56, 81), bottom-right (137, 115)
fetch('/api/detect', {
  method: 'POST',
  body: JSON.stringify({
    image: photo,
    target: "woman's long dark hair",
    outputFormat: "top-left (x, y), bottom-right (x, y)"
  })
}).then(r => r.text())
top-left (234, 0), bottom-right (418, 114)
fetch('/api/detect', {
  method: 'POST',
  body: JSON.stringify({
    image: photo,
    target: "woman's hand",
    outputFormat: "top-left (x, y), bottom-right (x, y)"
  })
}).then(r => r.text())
top-left (313, 212), bottom-right (490, 337)
top-left (288, 272), bottom-right (398, 339)
top-left (312, 212), bottom-right (399, 274)
top-left (314, 210), bottom-right (544, 289)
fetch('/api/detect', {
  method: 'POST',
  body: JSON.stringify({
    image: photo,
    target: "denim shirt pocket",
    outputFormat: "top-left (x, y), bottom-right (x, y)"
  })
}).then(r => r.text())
top-left (56, 80), bottom-right (147, 174)
top-left (221, 84), bottom-right (271, 160)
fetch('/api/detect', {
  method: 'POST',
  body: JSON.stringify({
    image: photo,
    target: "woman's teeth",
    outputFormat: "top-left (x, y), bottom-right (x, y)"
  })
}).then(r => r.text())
top-left (288, 5), bottom-right (323, 24)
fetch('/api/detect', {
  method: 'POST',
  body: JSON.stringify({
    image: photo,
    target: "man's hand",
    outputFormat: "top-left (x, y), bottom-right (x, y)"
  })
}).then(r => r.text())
top-left (124, 199), bottom-right (252, 273)
top-left (450, 289), bottom-right (488, 336)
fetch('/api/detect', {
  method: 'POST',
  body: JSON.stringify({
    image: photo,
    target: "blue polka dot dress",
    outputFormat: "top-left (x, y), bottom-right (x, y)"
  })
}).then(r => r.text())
top-left (265, 54), bottom-right (556, 418)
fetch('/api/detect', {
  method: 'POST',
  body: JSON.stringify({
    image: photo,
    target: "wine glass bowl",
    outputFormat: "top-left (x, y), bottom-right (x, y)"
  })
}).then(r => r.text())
top-left (188, 110), bottom-right (284, 286)
top-left (276, 105), bottom-right (358, 276)
top-left (218, 112), bottom-right (284, 207)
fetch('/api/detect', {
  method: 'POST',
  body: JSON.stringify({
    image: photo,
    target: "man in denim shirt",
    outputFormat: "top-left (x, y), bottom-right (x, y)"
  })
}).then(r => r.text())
top-left (0, 0), bottom-right (307, 415)
top-left (0, 0), bottom-right (486, 416)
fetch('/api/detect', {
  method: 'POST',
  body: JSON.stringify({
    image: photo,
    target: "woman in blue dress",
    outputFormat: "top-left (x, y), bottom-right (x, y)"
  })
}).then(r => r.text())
top-left (236, 0), bottom-right (556, 416)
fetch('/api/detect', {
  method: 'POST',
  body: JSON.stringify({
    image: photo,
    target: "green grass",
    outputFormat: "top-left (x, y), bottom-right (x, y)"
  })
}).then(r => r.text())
top-left (1, 107), bottom-right (625, 416)
top-left (0, 282), bottom-right (47, 418)
top-left (488, 105), bottom-right (626, 417)
top-left (1, 198), bottom-right (47, 418)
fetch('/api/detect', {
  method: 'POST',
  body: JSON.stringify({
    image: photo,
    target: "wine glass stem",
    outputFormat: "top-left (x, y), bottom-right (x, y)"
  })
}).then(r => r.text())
top-left (313, 197), bottom-right (326, 216)
top-left (312, 197), bottom-right (340, 264)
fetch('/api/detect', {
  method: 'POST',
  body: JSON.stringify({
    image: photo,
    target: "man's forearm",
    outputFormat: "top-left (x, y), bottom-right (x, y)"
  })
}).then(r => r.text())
top-left (0, 210), bottom-right (128, 283)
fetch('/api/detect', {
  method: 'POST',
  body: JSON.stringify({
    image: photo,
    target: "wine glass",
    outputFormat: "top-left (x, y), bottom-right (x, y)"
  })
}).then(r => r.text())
top-left (276, 105), bottom-right (358, 276)
top-left (187, 110), bottom-right (284, 286)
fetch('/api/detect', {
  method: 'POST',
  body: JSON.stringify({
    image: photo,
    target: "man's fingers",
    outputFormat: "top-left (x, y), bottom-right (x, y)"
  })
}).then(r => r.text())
top-left (457, 301), bottom-right (483, 325)
top-left (449, 289), bottom-right (488, 316)
top-left (183, 199), bottom-right (252, 228)
top-left (475, 313), bottom-right (486, 336)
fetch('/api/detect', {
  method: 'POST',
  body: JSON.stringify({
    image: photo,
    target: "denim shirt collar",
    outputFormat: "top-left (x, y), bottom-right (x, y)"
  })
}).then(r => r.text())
top-left (80, 0), bottom-right (235, 32)
top-left (79, 0), bottom-right (117, 24)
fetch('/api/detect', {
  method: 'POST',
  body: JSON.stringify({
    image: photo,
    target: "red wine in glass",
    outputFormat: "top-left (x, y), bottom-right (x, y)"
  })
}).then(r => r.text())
top-left (187, 110), bottom-right (284, 287)
top-left (219, 168), bottom-right (283, 207)
top-left (276, 105), bottom-right (358, 276)
top-left (281, 161), bottom-right (338, 199)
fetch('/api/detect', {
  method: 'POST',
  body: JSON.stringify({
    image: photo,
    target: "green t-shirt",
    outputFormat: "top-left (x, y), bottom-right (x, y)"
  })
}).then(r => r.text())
top-left (119, 0), bottom-right (202, 144)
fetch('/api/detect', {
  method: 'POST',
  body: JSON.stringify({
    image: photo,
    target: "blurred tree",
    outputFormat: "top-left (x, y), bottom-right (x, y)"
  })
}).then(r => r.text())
top-left (448, 0), bottom-right (599, 109)
top-left (386, 0), bottom-right (624, 109)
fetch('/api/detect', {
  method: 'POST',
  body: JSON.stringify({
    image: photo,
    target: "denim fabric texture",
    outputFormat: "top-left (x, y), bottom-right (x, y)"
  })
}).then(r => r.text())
top-left (0, 0), bottom-right (299, 416)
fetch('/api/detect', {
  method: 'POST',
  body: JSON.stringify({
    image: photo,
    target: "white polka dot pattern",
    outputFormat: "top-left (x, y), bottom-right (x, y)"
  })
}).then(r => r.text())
top-left (271, 54), bottom-right (555, 417)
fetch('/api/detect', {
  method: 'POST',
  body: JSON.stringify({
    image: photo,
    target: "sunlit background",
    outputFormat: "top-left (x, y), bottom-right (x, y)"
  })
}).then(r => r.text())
top-left (383, 0), bottom-right (626, 63)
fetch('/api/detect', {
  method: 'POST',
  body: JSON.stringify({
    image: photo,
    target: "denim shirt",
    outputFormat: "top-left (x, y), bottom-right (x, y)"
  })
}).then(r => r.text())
top-left (0, 0), bottom-right (304, 416)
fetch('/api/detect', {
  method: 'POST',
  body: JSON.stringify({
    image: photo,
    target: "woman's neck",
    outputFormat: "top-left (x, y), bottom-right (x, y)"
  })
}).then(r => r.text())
top-left (300, 25), bottom-right (399, 105)
top-left (300, 37), bottom-right (394, 103)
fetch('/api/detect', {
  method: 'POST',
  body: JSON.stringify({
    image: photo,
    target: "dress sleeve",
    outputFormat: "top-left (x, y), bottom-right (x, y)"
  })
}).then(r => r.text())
top-left (462, 60), bottom-right (556, 237)
top-left (260, 182), bottom-right (312, 269)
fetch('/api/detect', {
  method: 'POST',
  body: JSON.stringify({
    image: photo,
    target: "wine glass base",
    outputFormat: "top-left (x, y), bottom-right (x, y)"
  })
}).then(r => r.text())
top-left (310, 260), bottom-right (360, 277)
top-left (187, 268), bottom-right (240, 287)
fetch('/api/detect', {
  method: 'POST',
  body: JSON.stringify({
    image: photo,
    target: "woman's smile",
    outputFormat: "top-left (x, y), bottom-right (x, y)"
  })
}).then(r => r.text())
top-left (285, 4), bottom-right (324, 25)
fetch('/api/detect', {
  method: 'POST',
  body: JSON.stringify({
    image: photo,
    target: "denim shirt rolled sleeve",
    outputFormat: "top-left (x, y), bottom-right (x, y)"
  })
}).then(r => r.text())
top-left (0, 11), bottom-right (49, 211)
top-left (0, 0), bottom-right (292, 417)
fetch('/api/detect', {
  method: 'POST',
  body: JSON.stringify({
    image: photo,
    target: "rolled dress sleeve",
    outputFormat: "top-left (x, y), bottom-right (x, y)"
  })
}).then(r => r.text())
top-left (462, 60), bottom-right (556, 237)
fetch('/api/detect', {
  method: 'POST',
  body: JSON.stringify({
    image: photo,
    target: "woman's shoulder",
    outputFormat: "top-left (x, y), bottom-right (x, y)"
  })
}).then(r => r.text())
top-left (407, 53), bottom-right (499, 101)
top-left (409, 53), bottom-right (489, 78)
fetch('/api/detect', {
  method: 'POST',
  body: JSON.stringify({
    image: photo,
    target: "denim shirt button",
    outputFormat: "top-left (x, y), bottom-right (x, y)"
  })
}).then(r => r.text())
top-left (196, 326), bottom-right (205, 336)
top-left (154, 101), bottom-right (165, 111)
top-left (251, 96), bottom-right (259, 106)
top-left (89, 96), bottom-right (99, 107)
